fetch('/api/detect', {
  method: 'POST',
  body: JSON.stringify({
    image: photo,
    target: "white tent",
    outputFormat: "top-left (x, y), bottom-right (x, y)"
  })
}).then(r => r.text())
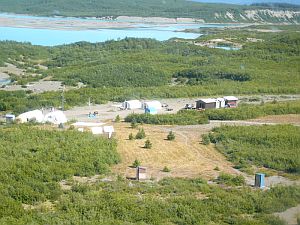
top-left (78, 128), bottom-right (84, 132)
top-left (91, 127), bottom-right (103, 135)
top-left (223, 96), bottom-right (238, 101)
top-left (121, 100), bottom-right (142, 110)
top-left (17, 110), bottom-right (44, 123)
top-left (72, 122), bottom-right (106, 127)
top-left (103, 126), bottom-right (115, 138)
top-left (143, 100), bottom-right (162, 110)
top-left (216, 98), bottom-right (226, 109)
top-left (44, 110), bottom-right (68, 125)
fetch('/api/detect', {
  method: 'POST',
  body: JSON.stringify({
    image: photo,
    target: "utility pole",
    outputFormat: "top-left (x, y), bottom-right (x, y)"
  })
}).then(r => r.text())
top-left (61, 85), bottom-right (65, 111)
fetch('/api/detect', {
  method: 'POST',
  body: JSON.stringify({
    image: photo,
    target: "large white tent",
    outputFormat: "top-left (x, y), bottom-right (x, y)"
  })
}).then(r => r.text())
top-left (121, 100), bottom-right (142, 110)
top-left (44, 110), bottom-right (68, 125)
top-left (17, 110), bottom-right (44, 123)
top-left (91, 127), bottom-right (103, 135)
top-left (143, 100), bottom-right (162, 110)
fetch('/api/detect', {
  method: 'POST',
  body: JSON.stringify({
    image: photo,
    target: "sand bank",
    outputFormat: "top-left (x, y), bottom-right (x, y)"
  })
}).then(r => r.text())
top-left (0, 14), bottom-right (203, 31)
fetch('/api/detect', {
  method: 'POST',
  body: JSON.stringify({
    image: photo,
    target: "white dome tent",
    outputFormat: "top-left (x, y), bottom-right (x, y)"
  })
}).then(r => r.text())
top-left (44, 110), bottom-right (68, 125)
top-left (143, 100), bottom-right (162, 110)
top-left (121, 100), bottom-right (142, 110)
top-left (17, 110), bottom-right (44, 123)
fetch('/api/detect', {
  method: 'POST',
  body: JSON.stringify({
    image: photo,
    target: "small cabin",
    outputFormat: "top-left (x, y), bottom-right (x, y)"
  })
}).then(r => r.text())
top-left (255, 173), bottom-right (265, 189)
top-left (224, 96), bottom-right (238, 108)
top-left (195, 98), bottom-right (218, 109)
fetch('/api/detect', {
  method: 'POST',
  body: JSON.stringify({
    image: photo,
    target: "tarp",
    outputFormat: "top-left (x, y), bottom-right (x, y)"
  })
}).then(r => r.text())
top-left (17, 110), bottom-right (44, 123)
top-left (44, 110), bottom-right (68, 125)
top-left (145, 107), bottom-right (158, 115)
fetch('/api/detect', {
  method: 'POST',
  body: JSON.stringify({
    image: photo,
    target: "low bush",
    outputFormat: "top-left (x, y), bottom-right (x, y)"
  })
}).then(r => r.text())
top-left (209, 125), bottom-right (300, 174)
top-left (167, 131), bottom-right (175, 141)
top-left (135, 128), bottom-right (146, 139)
top-left (216, 173), bottom-right (246, 186)
top-left (144, 139), bottom-right (152, 149)
top-left (125, 110), bottom-right (209, 125)
top-left (205, 100), bottom-right (300, 120)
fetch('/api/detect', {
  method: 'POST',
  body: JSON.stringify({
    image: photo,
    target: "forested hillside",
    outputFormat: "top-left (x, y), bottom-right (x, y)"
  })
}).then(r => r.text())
top-left (0, 27), bottom-right (299, 113)
top-left (0, 0), bottom-right (299, 23)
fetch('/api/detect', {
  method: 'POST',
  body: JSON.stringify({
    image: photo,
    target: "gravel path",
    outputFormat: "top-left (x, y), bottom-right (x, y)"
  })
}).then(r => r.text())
top-left (274, 204), bottom-right (300, 225)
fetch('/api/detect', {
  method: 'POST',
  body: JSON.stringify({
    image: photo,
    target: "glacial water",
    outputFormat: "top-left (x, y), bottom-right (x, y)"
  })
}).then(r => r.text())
top-left (0, 13), bottom-right (237, 46)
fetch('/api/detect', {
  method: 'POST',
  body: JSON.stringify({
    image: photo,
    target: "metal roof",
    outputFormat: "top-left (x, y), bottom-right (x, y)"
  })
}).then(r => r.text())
top-left (196, 98), bottom-right (217, 103)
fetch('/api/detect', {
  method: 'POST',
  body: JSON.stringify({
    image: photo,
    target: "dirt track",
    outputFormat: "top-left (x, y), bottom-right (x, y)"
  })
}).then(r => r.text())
top-left (64, 94), bottom-right (300, 122)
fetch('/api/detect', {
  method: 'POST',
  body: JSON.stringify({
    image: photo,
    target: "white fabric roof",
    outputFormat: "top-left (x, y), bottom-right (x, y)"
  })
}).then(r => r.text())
top-left (224, 96), bottom-right (238, 101)
top-left (103, 126), bottom-right (115, 133)
top-left (143, 100), bottom-right (162, 109)
top-left (197, 98), bottom-right (217, 103)
top-left (44, 110), bottom-right (68, 125)
top-left (17, 110), bottom-right (44, 123)
top-left (72, 122), bottom-right (106, 127)
top-left (122, 100), bottom-right (142, 109)
top-left (91, 127), bottom-right (103, 135)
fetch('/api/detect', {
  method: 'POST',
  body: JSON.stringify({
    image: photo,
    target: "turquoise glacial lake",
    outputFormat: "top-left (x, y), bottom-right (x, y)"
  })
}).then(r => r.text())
top-left (0, 13), bottom-right (237, 46)
top-left (0, 26), bottom-right (202, 46)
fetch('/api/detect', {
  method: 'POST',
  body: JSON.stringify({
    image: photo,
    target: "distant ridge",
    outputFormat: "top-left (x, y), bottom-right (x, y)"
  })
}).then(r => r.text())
top-left (0, 0), bottom-right (299, 23)
top-left (190, 0), bottom-right (300, 5)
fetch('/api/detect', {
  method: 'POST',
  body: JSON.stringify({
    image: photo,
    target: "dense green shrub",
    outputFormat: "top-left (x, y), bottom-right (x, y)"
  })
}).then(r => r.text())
top-left (135, 128), bottom-right (146, 139)
top-left (126, 110), bottom-right (209, 125)
top-left (205, 100), bottom-right (300, 120)
top-left (132, 159), bottom-right (141, 168)
top-left (162, 166), bottom-right (171, 172)
top-left (216, 173), bottom-right (246, 186)
top-left (209, 125), bottom-right (300, 174)
top-left (128, 133), bottom-right (134, 140)
top-left (201, 134), bottom-right (210, 145)
top-left (167, 131), bottom-right (175, 141)
top-left (114, 115), bottom-right (121, 122)
top-left (144, 139), bottom-right (152, 149)
top-left (2, 177), bottom-right (298, 224)
top-left (0, 125), bottom-right (119, 205)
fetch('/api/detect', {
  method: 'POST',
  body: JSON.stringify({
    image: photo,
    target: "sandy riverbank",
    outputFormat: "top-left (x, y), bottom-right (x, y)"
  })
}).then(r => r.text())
top-left (0, 14), bottom-right (205, 31)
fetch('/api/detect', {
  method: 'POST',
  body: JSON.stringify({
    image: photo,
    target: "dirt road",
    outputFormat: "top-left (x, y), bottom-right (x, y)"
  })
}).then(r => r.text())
top-left (274, 204), bottom-right (300, 225)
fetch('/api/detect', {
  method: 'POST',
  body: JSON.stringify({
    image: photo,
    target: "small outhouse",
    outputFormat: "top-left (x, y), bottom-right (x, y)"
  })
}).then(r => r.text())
top-left (136, 166), bottom-right (147, 180)
top-left (255, 173), bottom-right (265, 188)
